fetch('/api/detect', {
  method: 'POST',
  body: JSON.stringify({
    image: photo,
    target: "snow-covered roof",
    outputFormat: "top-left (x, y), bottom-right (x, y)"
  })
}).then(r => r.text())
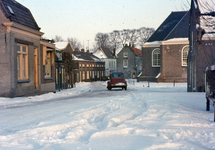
top-left (93, 49), bottom-right (107, 59)
top-left (55, 42), bottom-right (71, 50)
top-left (72, 51), bottom-right (104, 62)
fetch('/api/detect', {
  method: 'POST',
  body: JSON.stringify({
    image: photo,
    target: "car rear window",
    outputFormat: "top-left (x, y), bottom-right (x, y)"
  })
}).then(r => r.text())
top-left (112, 73), bottom-right (124, 78)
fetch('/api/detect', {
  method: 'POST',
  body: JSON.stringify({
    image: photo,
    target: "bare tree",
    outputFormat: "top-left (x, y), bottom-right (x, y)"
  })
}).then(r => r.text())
top-left (54, 35), bottom-right (64, 42)
top-left (109, 30), bottom-right (120, 50)
top-left (67, 37), bottom-right (82, 49)
top-left (94, 33), bottom-right (110, 48)
top-left (127, 29), bottom-right (139, 44)
top-left (138, 27), bottom-right (155, 44)
top-left (118, 29), bottom-right (130, 47)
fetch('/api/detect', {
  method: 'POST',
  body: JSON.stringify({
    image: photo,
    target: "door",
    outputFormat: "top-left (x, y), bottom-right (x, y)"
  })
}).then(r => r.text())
top-left (132, 72), bottom-right (136, 79)
top-left (34, 48), bottom-right (38, 89)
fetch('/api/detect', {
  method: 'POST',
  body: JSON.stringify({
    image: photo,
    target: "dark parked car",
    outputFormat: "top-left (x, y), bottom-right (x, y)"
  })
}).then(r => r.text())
top-left (107, 72), bottom-right (127, 90)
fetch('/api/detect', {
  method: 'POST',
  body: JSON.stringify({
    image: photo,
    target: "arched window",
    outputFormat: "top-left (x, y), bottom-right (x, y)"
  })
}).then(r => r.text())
top-left (182, 45), bottom-right (189, 66)
top-left (152, 48), bottom-right (160, 67)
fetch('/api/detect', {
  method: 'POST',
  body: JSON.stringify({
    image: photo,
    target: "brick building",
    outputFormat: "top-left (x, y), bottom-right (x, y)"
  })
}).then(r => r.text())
top-left (73, 49), bottom-right (105, 82)
top-left (140, 11), bottom-right (190, 82)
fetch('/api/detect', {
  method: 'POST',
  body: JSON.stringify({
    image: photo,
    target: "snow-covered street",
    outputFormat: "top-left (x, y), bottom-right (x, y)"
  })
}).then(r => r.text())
top-left (0, 81), bottom-right (214, 150)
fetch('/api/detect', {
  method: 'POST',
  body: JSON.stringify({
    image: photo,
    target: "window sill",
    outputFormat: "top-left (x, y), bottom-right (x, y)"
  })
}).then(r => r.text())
top-left (18, 79), bottom-right (30, 83)
top-left (45, 77), bottom-right (53, 80)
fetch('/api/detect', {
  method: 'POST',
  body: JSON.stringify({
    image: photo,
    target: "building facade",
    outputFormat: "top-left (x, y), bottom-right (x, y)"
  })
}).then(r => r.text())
top-left (93, 47), bottom-right (117, 76)
top-left (117, 44), bottom-right (142, 79)
top-left (55, 42), bottom-right (74, 90)
top-left (0, 0), bottom-right (44, 97)
top-left (140, 11), bottom-right (190, 82)
top-left (40, 39), bottom-right (56, 93)
top-left (73, 49), bottom-right (105, 82)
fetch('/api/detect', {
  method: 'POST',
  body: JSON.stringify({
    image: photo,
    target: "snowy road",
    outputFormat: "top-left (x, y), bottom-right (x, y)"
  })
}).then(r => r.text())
top-left (0, 81), bottom-right (215, 150)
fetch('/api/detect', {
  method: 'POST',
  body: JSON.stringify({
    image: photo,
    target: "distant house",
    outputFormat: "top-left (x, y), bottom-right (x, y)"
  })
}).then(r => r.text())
top-left (72, 48), bottom-right (105, 82)
top-left (0, 0), bottom-right (44, 97)
top-left (93, 47), bottom-right (117, 76)
top-left (117, 44), bottom-right (142, 79)
top-left (140, 11), bottom-right (190, 82)
top-left (40, 39), bottom-right (56, 93)
top-left (55, 42), bottom-right (74, 90)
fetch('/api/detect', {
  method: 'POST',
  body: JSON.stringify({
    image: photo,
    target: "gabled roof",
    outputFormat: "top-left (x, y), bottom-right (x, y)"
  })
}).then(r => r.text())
top-left (147, 11), bottom-right (189, 42)
top-left (131, 47), bottom-right (142, 57)
top-left (101, 47), bottom-right (114, 58)
top-left (118, 45), bottom-right (142, 57)
top-left (73, 51), bottom-right (104, 62)
top-left (0, 0), bottom-right (40, 30)
top-left (94, 47), bottom-right (114, 59)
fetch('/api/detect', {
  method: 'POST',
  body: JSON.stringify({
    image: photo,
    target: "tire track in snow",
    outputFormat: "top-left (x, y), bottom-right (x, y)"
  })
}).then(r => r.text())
top-left (70, 90), bottom-right (149, 144)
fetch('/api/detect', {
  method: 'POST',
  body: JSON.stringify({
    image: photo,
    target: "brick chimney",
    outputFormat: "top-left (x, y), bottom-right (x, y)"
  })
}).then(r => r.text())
top-left (113, 48), bottom-right (116, 57)
top-left (75, 48), bottom-right (79, 51)
top-left (81, 49), bottom-right (85, 52)
top-left (87, 50), bottom-right (90, 53)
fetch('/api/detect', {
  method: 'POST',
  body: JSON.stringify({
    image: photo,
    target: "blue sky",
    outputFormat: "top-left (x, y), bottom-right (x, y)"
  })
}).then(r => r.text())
top-left (16, 0), bottom-right (190, 49)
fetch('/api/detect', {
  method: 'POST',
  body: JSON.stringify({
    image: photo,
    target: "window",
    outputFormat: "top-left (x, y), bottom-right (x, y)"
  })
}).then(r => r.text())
top-left (123, 60), bottom-right (128, 68)
top-left (86, 64), bottom-right (89, 68)
top-left (92, 71), bottom-right (95, 78)
top-left (182, 45), bottom-right (189, 66)
top-left (87, 71), bottom-right (89, 79)
top-left (152, 48), bottom-right (160, 67)
top-left (82, 71), bottom-right (85, 80)
top-left (124, 52), bottom-right (128, 58)
top-left (97, 71), bottom-right (100, 78)
top-left (82, 64), bottom-right (85, 67)
top-left (80, 71), bottom-right (82, 82)
top-left (17, 44), bottom-right (28, 80)
top-left (79, 64), bottom-right (82, 68)
top-left (45, 52), bottom-right (52, 78)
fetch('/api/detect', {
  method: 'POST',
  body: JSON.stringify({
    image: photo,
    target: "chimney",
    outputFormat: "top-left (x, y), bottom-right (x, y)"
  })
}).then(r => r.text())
top-left (75, 48), bottom-right (79, 51)
top-left (81, 49), bottom-right (85, 52)
top-left (87, 50), bottom-right (90, 53)
top-left (113, 48), bottom-right (116, 57)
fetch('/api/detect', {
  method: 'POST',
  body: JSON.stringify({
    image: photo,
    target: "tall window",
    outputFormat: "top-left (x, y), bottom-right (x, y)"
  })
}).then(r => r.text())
top-left (45, 52), bottom-right (51, 78)
top-left (123, 60), bottom-right (128, 68)
top-left (82, 71), bottom-right (85, 80)
top-left (152, 48), bottom-right (160, 67)
top-left (182, 45), bottom-right (189, 66)
top-left (87, 71), bottom-right (89, 79)
top-left (17, 44), bottom-right (28, 80)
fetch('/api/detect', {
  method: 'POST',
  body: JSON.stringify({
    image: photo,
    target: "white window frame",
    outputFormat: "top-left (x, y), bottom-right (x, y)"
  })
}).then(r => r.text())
top-left (123, 60), bottom-right (128, 68)
top-left (17, 44), bottom-right (28, 80)
top-left (181, 45), bottom-right (189, 66)
top-left (152, 48), bottom-right (160, 67)
top-left (123, 52), bottom-right (128, 58)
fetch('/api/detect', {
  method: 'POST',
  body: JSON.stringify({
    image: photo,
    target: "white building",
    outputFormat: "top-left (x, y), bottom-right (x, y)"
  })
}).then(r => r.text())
top-left (93, 47), bottom-right (117, 76)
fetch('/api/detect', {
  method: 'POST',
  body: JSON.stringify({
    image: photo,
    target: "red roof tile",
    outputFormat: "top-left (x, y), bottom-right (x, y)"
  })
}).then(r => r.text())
top-left (131, 47), bottom-right (142, 57)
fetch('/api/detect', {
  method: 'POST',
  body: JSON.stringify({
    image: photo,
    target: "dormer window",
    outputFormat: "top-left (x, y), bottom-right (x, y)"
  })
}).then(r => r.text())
top-left (7, 5), bottom-right (14, 14)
